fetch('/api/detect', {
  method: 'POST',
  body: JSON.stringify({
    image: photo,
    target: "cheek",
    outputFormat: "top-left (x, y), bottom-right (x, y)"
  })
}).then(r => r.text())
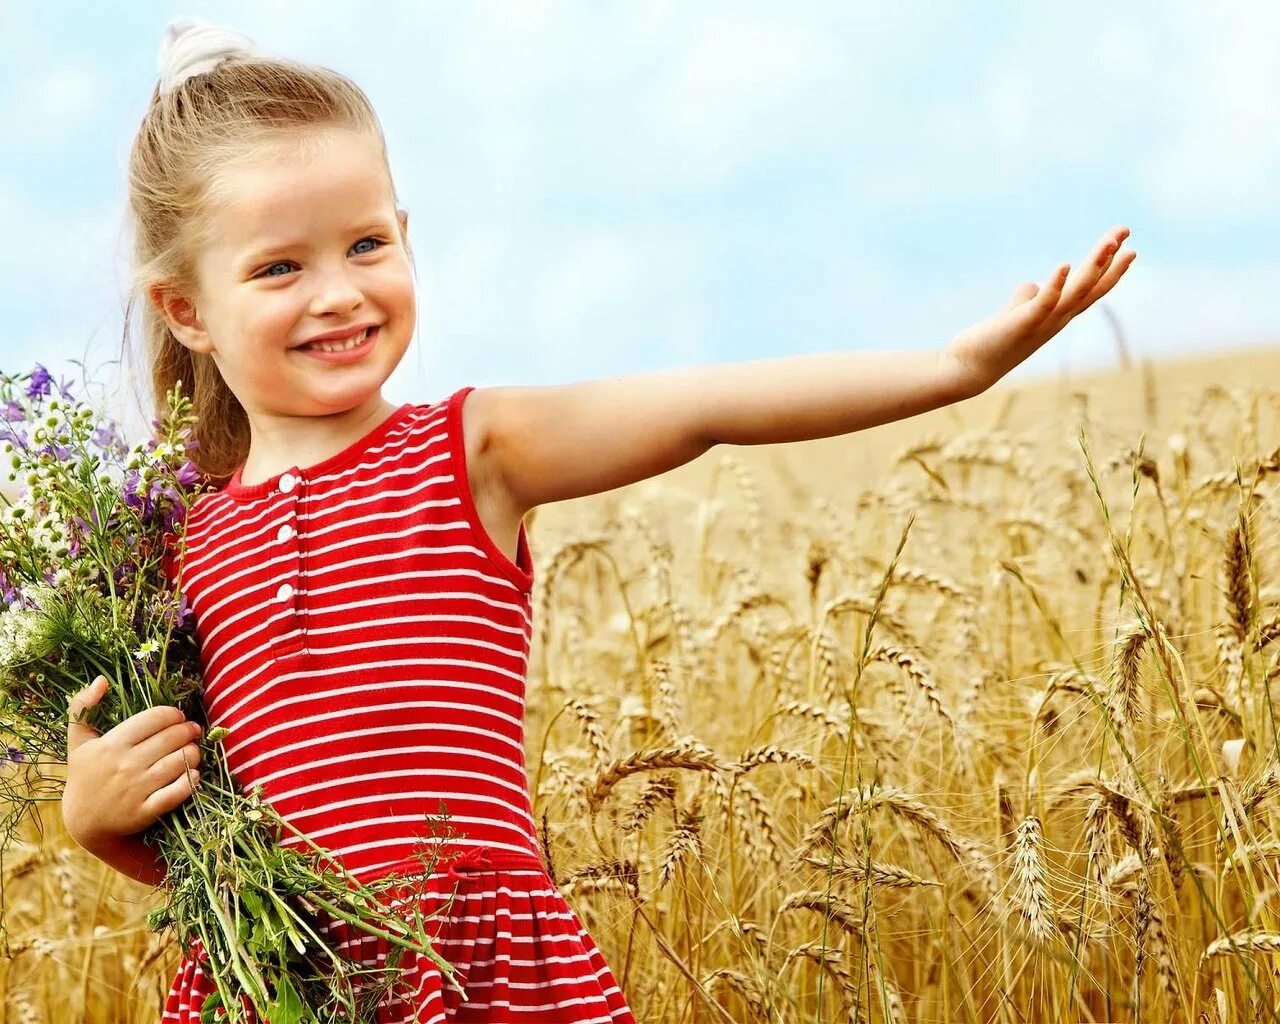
top-left (242, 297), bottom-right (300, 342)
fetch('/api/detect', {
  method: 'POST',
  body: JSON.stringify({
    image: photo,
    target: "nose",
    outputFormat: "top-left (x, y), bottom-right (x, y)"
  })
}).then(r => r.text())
top-left (308, 260), bottom-right (364, 318)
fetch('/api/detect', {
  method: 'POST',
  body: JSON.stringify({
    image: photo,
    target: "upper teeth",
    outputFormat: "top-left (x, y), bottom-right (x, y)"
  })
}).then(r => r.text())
top-left (305, 328), bottom-right (370, 352)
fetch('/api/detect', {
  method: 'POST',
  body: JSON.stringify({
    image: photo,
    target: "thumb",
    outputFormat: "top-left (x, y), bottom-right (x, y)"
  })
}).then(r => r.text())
top-left (1002, 281), bottom-right (1040, 312)
top-left (67, 675), bottom-right (107, 752)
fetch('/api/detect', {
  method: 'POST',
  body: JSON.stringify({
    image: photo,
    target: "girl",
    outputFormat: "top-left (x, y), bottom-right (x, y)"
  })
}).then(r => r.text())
top-left (59, 15), bottom-right (1135, 1024)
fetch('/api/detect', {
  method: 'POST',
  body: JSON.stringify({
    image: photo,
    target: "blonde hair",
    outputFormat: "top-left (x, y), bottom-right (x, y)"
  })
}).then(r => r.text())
top-left (123, 27), bottom-right (411, 485)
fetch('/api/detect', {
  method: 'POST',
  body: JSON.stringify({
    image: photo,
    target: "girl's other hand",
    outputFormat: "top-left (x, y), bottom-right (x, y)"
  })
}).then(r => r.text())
top-left (62, 675), bottom-right (203, 847)
top-left (944, 225), bottom-right (1137, 396)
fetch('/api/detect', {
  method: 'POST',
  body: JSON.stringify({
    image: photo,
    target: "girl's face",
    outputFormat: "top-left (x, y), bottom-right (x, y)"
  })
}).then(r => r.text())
top-left (155, 127), bottom-right (415, 421)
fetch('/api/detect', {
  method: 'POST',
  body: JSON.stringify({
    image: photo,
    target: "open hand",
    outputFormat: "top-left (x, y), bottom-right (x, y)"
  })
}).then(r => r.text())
top-left (944, 225), bottom-right (1136, 395)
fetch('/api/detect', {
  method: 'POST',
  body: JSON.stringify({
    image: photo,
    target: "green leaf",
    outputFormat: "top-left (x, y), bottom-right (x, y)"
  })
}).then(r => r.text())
top-left (264, 973), bottom-right (305, 1024)
top-left (240, 888), bottom-right (265, 918)
top-left (198, 990), bottom-right (224, 1024)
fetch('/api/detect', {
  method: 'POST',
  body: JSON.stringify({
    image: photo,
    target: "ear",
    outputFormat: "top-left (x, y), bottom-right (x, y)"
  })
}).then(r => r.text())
top-left (149, 282), bottom-right (214, 355)
top-left (397, 207), bottom-right (409, 238)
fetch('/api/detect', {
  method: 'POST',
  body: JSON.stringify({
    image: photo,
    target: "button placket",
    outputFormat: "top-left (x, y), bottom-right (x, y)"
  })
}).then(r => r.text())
top-left (271, 469), bottom-right (304, 656)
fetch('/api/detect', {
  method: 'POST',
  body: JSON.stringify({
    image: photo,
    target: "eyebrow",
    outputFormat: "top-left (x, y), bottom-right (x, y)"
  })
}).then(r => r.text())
top-left (239, 220), bottom-right (394, 268)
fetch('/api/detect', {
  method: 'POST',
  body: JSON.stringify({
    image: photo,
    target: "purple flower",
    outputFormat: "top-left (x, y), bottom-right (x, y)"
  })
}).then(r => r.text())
top-left (1, 400), bottom-right (24, 422)
top-left (25, 365), bottom-right (52, 400)
top-left (91, 422), bottom-right (129, 457)
top-left (0, 569), bottom-right (16, 607)
top-left (122, 468), bottom-right (150, 516)
top-left (174, 591), bottom-right (195, 632)
top-left (1, 424), bottom-right (29, 450)
top-left (4, 745), bottom-right (24, 764)
top-left (56, 375), bottom-right (76, 402)
top-left (66, 516), bottom-right (93, 559)
top-left (39, 442), bottom-right (73, 462)
top-left (176, 460), bottom-right (202, 486)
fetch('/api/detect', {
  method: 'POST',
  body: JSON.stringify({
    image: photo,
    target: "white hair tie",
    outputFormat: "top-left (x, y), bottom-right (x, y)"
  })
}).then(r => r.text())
top-left (157, 16), bottom-right (260, 95)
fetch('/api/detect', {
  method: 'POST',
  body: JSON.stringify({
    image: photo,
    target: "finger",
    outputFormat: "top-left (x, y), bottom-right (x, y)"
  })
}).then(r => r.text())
top-left (1062, 227), bottom-right (1131, 309)
top-left (67, 675), bottom-right (107, 751)
top-left (104, 705), bottom-right (188, 748)
top-left (1036, 263), bottom-right (1070, 310)
top-left (143, 768), bottom-right (201, 818)
top-left (147, 742), bottom-right (202, 784)
top-left (134, 719), bottom-right (203, 766)
top-left (1002, 281), bottom-right (1040, 312)
top-left (1079, 247), bottom-right (1137, 308)
top-left (1062, 243), bottom-right (1114, 306)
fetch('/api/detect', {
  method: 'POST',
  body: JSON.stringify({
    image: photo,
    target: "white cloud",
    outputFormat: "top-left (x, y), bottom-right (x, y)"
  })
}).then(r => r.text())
top-left (639, 12), bottom-right (845, 188)
top-left (1140, 2), bottom-right (1280, 221)
top-left (1, 64), bottom-right (103, 155)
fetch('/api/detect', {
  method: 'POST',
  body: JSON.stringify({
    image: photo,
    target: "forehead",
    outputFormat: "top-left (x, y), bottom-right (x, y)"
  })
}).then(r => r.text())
top-left (203, 131), bottom-right (394, 254)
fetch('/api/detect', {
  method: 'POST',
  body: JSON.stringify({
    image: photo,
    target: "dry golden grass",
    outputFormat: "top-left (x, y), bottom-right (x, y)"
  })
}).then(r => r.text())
top-left (5, 343), bottom-right (1280, 1022)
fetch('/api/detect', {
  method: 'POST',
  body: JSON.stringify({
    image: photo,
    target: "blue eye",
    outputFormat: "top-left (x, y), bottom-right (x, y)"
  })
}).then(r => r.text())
top-left (257, 237), bottom-right (386, 278)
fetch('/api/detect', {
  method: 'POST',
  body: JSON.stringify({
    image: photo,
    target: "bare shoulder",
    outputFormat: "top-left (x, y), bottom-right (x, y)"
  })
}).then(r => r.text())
top-left (458, 386), bottom-right (525, 562)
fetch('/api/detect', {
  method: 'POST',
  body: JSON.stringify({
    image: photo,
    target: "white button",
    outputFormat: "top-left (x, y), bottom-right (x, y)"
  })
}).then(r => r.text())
top-left (275, 582), bottom-right (295, 602)
top-left (278, 472), bottom-right (297, 494)
top-left (277, 523), bottom-right (295, 543)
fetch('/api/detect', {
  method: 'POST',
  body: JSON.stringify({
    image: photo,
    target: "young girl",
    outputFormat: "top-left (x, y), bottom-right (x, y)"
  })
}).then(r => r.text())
top-left (59, 15), bottom-right (1135, 1024)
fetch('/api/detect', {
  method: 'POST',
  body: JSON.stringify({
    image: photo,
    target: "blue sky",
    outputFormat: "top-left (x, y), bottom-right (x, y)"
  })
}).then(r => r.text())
top-left (1, 2), bottom-right (1276, 438)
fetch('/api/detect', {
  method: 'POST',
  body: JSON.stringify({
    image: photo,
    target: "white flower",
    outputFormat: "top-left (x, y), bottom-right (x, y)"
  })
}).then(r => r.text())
top-left (0, 592), bottom-right (59, 668)
top-left (133, 638), bottom-right (161, 661)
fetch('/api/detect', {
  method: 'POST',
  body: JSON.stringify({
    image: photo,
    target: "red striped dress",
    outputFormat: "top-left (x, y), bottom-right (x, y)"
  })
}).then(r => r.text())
top-left (161, 387), bottom-right (636, 1023)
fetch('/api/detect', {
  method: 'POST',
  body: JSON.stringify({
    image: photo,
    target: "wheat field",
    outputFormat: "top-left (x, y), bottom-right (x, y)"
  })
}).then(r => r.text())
top-left (3, 345), bottom-right (1280, 1023)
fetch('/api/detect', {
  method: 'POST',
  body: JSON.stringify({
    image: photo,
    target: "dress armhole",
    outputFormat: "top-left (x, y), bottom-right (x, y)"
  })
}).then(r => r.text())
top-left (445, 385), bottom-right (535, 593)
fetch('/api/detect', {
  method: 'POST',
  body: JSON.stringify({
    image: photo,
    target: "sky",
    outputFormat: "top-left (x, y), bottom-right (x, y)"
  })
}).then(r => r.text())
top-left (0, 1), bottom-right (1277, 440)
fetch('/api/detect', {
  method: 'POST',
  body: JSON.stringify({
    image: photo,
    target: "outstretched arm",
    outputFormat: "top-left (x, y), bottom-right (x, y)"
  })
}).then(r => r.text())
top-left (483, 225), bottom-right (1135, 516)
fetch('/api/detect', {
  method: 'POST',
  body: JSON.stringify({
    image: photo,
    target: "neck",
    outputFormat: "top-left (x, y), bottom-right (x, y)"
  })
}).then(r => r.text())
top-left (238, 394), bottom-right (397, 487)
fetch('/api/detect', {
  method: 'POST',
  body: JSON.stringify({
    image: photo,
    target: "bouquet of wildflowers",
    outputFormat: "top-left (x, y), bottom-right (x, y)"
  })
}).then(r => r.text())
top-left (0, 366), bottom-right (462, 1023)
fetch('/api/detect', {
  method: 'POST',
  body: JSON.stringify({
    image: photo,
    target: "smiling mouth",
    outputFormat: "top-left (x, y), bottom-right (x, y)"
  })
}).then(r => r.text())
top-left (297, 327), bottom-right (377, 353)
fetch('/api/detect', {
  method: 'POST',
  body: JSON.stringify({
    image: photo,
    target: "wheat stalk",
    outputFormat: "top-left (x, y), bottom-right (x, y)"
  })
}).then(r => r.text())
top-left (778, 891), bottom-right (869, 942)
top-left (703, 969), bottom-right (769, 1020)
top-left (799, 853), bottom-right (940, 890)
top-left (657, 809), bottom-right (703, 890)
top-left (733, 745), bottom-right (817, 774)
top-left (586, 743), bottom-right (730, 812)
top-left (781, 943), bottom-right (859, 1018)
top-left (1011, 816), bottom-right (1055, 944)
top-left (1201, 931), bottom-right (1280, 964)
